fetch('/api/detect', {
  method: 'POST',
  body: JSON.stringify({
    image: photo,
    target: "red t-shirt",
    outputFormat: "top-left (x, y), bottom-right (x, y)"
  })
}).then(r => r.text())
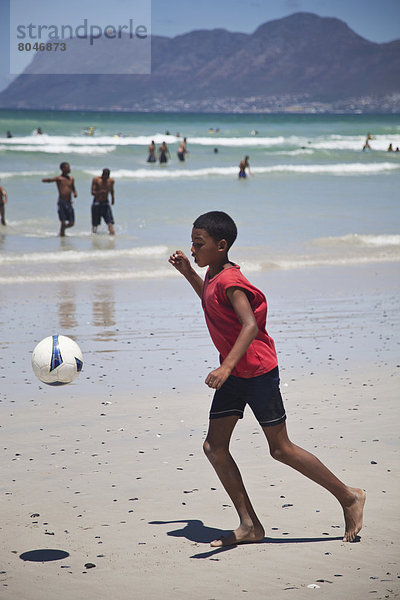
top-left (201, 265), bottom-right (278, 378)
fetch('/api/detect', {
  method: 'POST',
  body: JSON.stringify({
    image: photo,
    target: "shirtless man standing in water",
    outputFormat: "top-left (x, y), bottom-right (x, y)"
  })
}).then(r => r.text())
top-left (42, 162), bottom-right (77, 236)
top-left (147, 140), bottom-right (156, 163)
top-left (177, 137), bottom-right (188, 162)
top-left (238, 155), bottom-right (252, 179)
top-left (91, 168), bottom-right (115, 235)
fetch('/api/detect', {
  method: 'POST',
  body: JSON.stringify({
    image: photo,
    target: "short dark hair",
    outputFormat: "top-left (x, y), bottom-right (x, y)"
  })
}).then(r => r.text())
top-left (59, 162), bottom-right (69, 171)
top-left (102, 168), bottom-right (110, 179)
top-left (193, 211), bottom-right (237, 249)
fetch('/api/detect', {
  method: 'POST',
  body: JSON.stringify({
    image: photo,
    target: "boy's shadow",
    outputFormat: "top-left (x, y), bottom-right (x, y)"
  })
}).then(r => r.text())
top-left (149, 519), bottom-right (347, 559)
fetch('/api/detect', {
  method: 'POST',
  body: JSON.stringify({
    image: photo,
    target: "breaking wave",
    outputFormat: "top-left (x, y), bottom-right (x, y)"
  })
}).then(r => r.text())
top-left (0, 245), bottom-right (169, 265)
top-left (314, 233), bottom-right (400, 248)
top-left (84, 162), bottom-right (399, 179)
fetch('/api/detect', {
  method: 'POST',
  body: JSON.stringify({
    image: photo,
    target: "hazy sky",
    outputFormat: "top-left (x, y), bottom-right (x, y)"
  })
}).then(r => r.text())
top-left (1, 0), bottom-right (399, 90)
top-left (151, 0), bottom-right (400, 42)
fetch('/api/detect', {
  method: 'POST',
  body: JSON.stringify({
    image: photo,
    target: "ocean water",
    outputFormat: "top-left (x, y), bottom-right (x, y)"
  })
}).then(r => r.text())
top-left (0, 110), bottom-right (399, 284)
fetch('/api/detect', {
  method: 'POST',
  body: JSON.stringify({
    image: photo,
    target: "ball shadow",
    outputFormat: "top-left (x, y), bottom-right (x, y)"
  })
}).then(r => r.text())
top-left (19, 549), bottom-right (70, 562)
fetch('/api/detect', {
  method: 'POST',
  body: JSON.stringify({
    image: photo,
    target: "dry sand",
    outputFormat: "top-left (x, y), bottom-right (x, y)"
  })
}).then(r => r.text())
top-left (0, 263), bottom-right (399, 599)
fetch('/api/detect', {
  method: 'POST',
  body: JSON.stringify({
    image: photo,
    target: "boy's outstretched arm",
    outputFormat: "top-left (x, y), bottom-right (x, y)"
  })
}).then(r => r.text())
top-left (168, 250), bottom-right (204, 298)
top-left (205, 286), bottom-right (258, 390)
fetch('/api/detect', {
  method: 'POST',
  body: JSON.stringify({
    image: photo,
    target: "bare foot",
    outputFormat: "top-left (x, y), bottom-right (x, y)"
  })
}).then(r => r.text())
top-left (210, 524), bottom-right (265, 547)
top-left (343, 488), bottom-right (366, 542)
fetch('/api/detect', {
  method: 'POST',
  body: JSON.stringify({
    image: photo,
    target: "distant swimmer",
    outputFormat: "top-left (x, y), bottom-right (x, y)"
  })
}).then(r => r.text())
top-left (83, 126), bottom-right (96, 136)
top-left (250, 129), bottom-right (259, 136)
top-left (214, 147), bottom-right (219, 154)
top-left (238, 155), bottom-right (252, 179)
top-left (6, 131), bottom-right (12, 138)
top-left (158, 141), bottom-right (170, 164)
top-left (0, 182), bottom-right (8, 226)
top-left (91, 168), bottom-right (115, 236)
top-left (177, 137), bottom-right (188, 162)
top-left (147, 140), bottom-right (156, 163)
top-left (387, 143), bottom-right (393, 152)
top-left (42, 162), bottom-right (77, 237)
top-left (396, 147), bottom-right (400, 152)
top-left (362, 132), bottom-right (373, 151)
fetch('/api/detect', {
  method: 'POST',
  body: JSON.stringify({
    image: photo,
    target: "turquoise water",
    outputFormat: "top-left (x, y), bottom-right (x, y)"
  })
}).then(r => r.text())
top-left (0, 110), bottom-right (399, 283)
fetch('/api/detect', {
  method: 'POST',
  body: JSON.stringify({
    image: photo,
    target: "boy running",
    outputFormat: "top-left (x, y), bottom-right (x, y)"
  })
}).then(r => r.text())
top-left (169, 211), bottom-right (365, 548)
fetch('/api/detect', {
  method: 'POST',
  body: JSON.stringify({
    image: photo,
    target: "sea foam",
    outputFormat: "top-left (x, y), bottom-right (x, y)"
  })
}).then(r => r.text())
top-left (1, 132), bottom-right (399, 152)
top-left (314, 233), bottom-right (400, 248)
top-left (84, 162), bottom-right (399, 180)
top-left (0, 144), bottom-right (115, 155)
top-left (0, 245), bottom-right (169, 265)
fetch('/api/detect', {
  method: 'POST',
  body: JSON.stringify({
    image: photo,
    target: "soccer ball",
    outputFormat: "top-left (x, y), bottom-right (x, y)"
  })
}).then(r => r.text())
top-left (32, 335), bottom-right (83, 385)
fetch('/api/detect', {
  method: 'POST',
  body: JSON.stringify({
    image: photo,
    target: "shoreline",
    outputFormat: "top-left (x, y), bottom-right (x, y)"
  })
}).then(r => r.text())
top-left (1, 107), bottom-right (399, 116)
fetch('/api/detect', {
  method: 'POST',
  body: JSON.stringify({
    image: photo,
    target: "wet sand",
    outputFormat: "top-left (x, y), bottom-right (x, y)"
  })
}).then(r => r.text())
top-left (0, 263), bottom-right (399, 599)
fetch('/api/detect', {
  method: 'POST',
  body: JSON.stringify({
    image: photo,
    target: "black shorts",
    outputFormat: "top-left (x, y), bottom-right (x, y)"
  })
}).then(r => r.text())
top-left (209, 367), bottom-right (286, 427)
top-left (58, 200), bottom-right (74, 223)
top-left (91, 202), bottom-right (114, 226)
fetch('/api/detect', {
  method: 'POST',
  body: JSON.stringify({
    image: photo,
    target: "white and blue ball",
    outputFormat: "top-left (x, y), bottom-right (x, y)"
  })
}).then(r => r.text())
top-left (32, 335), bottom-right (83, 385)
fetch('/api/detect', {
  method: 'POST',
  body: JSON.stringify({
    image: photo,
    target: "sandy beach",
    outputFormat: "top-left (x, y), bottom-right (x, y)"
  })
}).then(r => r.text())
top-left (0, 262), bottom-right (399, 599)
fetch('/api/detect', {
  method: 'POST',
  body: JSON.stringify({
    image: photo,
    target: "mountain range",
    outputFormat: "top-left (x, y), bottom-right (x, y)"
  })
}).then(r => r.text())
top-left (1, 12), bottom-right (399, 113)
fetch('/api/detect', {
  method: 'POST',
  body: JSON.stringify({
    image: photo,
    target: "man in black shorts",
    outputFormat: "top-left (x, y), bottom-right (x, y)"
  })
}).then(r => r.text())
top-left (42, 162), bottom-right (77, 236)
top-left (91, 168), bottom-right (115, 235)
